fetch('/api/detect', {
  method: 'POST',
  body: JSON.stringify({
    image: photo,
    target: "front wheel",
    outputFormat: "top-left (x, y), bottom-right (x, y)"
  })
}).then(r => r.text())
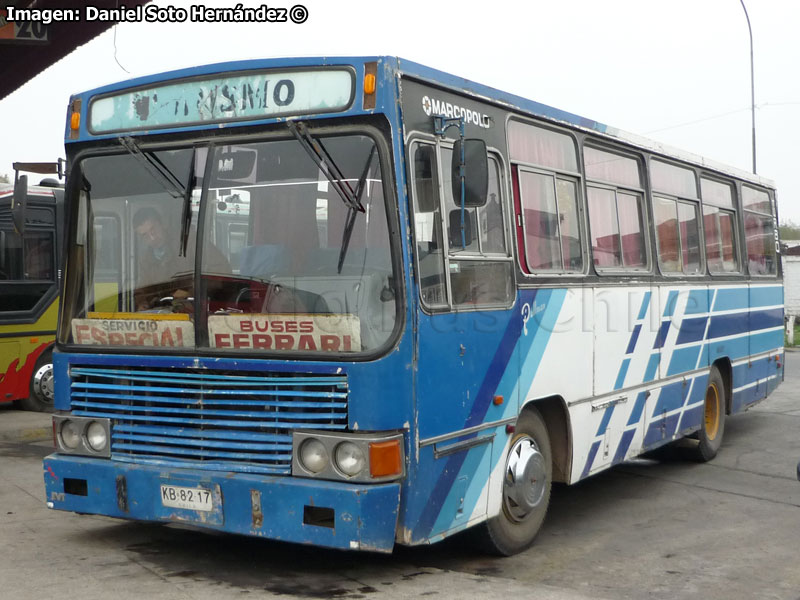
top-left (692, 367), bottom-right (726, 462)
top-left (19, 347), bottom-right (55, 412)
top-left (476, 408), bottom-right (552, 556)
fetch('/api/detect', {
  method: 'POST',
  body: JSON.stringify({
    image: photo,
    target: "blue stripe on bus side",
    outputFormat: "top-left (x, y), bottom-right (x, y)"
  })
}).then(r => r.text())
top-left (612, 428), bottom-right (636, 465)
top-left (707, 308), bottom-right (782, 340)
top-left (614, 359), bottom-right (630, 390)
top-left (627, 391), bottom-right (648, 426)
top-left (644, 412), bottom-right (680, 447)
top-left (707, 312), bottom-right (749, 338)
top-left (653, 381), bottom-right (685, 415)
top-left (667, 346), bottom-right (701, 376)
top-left (706, 335), bottom-right (750, 362)
top-left (653, 321), bottom-right (671, 349)
top-left (685, 289), bottom-right (710, 314)
top-left (581, 440), bottom-right (602, 479)
top-left (644, 353), bottom-right (660, 382)
top-left (750, 329), bottom-right (784, 355)
top-left (596, 404), bottom-right (616, 437)
top-left (750, 286), bottom-right (783, 308)
top-left (713, 287), bottom-right (749, 312)
top-left (687, 374), bottom-right (707, 406)
top-left (677, 404), bottom-right (703, 433)
top-left (626, 324), bottom-right (642, 355)
top-left (638, 292), bottom-right (651, 320)
top-left (663, 290), bottom-right (679, 317)
top-left (750, 308), bottom-right (784, 331)
top-left (676, 316), bottom-right (708, 345)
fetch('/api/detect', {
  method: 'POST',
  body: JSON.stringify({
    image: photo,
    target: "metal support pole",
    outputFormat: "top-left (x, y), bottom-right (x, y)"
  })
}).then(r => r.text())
top-left (740, 0), bottom-right (756, 173)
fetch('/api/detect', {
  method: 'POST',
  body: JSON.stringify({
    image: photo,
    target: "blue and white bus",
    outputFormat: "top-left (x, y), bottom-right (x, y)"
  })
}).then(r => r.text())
top-left (42, 56), bottom-right (784, 555)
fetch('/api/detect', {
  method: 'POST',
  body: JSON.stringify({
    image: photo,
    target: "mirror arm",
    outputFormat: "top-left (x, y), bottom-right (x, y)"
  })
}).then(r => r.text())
top-left (433, 116), bottom-right (468, 248)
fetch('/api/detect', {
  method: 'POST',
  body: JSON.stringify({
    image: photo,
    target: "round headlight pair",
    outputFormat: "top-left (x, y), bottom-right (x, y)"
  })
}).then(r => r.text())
top-left (59, 420), bottom-right (107, 452)
top-left (298, 439), bottom-right (366, 478)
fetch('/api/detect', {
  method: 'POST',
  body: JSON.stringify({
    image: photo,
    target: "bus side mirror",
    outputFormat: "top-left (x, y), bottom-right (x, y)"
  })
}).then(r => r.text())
top-left (12, 174), bottom-right (28, 235)
top-left (448, 208), bottom-right (474, 247)
top-left (451, 139), bottom-right (488, 208)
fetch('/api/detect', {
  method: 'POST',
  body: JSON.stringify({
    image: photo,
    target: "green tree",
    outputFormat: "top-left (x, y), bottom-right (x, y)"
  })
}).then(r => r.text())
top-left (780, 220), bottom-right (800, 240)
top-left (0, 173), bottom-right (8, 184)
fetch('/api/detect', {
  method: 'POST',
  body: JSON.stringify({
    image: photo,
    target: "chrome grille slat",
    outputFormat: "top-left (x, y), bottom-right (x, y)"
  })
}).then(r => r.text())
top-left (69, 365), bottom-right (348, 475)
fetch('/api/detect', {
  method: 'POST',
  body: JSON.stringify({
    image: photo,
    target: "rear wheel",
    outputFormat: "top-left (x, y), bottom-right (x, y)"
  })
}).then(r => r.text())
top-left (19, 348), bottom-right (55, 412)
top-left (476, 408), bottom-right (552, 556)
top-left (693, 367), bottom-right (726, 462)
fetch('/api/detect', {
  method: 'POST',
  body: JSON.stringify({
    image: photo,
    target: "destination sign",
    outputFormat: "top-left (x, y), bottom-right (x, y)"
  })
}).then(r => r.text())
top-left (208, 314), bottom-right (361, 352)
top-left (72, 316), bottom-right (194, 347)
top-left (89, 68), bottom-right (354, 133)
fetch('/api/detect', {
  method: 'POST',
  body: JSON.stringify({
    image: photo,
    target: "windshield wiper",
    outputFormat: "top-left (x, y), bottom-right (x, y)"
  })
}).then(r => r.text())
top-left (287, 120), bottom-right (365, 213)
top-left (119, 136), bottom-right (196, 257)
top-left (337, 145), bottom-right (376, 273)
top-left (179, 147), bottom-right (197, 258)
top-left (119, 136), bottom-right (186, 199)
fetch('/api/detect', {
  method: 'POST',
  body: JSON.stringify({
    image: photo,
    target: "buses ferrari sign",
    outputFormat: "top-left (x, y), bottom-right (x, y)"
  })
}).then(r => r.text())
top-left (209, 314), bottom-right (361, 352)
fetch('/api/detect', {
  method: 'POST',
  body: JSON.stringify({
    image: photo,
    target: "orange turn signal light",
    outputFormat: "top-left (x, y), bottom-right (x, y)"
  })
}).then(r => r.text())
top-left (363, 73), bottom-right (376, 95)
top-left (369, 439), bottom-right (402, 478)
top-left (70, 111), bottom-right (80, 130)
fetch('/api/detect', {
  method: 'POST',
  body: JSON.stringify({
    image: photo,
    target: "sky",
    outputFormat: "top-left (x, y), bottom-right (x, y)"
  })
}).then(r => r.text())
top-left (1, 0), bottom-right (799, 220)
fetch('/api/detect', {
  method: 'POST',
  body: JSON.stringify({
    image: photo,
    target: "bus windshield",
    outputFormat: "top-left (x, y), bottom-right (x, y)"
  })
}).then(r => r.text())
top-left (63, 131), bottom-right (398, 355)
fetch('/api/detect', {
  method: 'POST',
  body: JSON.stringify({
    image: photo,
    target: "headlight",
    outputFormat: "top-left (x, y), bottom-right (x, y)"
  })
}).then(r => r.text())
top-left (86, 421), bottom-right (108, 452)
top-left (60, 420), bottom-right (81, 449)
top-left (292, 431), bottom-right (404, 483)
top-left (53, 415), bottom-right (111, 457)
top-left (299, 438), bottom-right (329, 473)
top-left (335, 442), bottom-right (366, 477)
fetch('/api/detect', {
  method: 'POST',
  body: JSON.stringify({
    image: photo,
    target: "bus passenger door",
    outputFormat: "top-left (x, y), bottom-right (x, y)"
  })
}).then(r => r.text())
top-left (408, 141), bottom-right (516, 540)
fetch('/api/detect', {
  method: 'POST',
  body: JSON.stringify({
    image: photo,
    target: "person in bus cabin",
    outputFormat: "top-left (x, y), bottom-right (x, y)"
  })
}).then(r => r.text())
top-left (133, 206), bottom-right (230, 310)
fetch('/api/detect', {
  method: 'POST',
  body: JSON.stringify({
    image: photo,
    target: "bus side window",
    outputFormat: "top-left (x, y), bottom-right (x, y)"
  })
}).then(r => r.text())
top-left (23, 232), bottom-right (54, 280)
top-left (443, 151), bottom-right (513, 307)
top-left (508, 120), bottom-right (583, 275)
top-left (742, 185), bottom-right (777, 276)
top-left (411, 143), bottom-right (448, 308)
top-left (701, 177), bottom-right (739, 274)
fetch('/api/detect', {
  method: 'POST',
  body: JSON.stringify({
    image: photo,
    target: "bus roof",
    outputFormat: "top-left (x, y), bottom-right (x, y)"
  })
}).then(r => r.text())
top-left (70, 55), bottom-right (774, 189)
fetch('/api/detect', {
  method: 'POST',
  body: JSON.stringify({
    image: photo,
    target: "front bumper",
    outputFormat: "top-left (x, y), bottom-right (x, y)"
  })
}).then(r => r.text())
top-left (43, 453), bottom-right (401, 552)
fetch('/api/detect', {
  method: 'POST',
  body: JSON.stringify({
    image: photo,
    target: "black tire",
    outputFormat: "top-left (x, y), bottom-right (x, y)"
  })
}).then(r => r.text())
top-left (692, 366), bottom-right (726, 462)
top-left (19, 347), bottom-right (55, 412)
top-left (475, 408), bottom-right (552, 556)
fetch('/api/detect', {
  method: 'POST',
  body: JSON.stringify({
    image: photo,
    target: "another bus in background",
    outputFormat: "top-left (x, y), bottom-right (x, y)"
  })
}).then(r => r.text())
top-left (0, 163), bottom-right (65, 411)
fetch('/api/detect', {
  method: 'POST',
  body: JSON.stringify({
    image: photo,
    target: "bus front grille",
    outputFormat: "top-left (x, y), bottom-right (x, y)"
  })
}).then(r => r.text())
top-left (68, 365), bottom-right (348, 475)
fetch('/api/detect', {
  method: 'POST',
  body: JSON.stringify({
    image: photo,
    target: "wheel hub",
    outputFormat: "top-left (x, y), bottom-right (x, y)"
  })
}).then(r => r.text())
top-left (503, 436), bottom-right (547, 522)
top-left (33, 363), bottom-right (54, 401)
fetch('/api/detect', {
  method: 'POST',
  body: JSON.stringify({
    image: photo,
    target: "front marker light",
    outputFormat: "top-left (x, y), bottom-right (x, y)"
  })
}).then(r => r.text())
top-left (299, 438), bottom-right (329, 473)
top-left (369, 439), bottom-right (403, 479)
top-left (335, 442), bottom-right (366, 477)
top-left (60, 420), bottom-right (81, 450)
top-left (85, 421), bottom-right (108, 452)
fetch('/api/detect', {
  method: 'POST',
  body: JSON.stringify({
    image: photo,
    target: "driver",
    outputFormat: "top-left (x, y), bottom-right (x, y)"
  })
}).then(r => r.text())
top-left (133, 206), bottom-right (230, 310)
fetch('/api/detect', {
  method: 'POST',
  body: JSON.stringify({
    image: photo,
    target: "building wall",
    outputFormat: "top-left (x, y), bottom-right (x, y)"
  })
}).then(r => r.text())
top-left (783, 255), bottom-right (800, 316)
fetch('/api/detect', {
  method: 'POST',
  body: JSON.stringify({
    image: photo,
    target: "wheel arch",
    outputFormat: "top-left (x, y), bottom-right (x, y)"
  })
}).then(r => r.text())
top-left (521, 396), bottom-right (571, 483)
top-left (711, 357), bottom-right (733, 415)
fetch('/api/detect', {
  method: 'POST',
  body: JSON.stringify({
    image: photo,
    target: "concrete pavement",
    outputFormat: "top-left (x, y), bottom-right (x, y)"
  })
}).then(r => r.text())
top-left (0, 404), bottom-right (52, 443)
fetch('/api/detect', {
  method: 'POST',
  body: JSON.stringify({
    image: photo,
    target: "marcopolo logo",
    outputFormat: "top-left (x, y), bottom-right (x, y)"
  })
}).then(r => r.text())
top-left (422, 95), bottom-right (491, 129)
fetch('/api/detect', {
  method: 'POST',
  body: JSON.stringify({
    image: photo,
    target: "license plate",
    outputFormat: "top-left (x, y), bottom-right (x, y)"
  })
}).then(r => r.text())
top-left (160, 484), bottom-right (213, 512)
